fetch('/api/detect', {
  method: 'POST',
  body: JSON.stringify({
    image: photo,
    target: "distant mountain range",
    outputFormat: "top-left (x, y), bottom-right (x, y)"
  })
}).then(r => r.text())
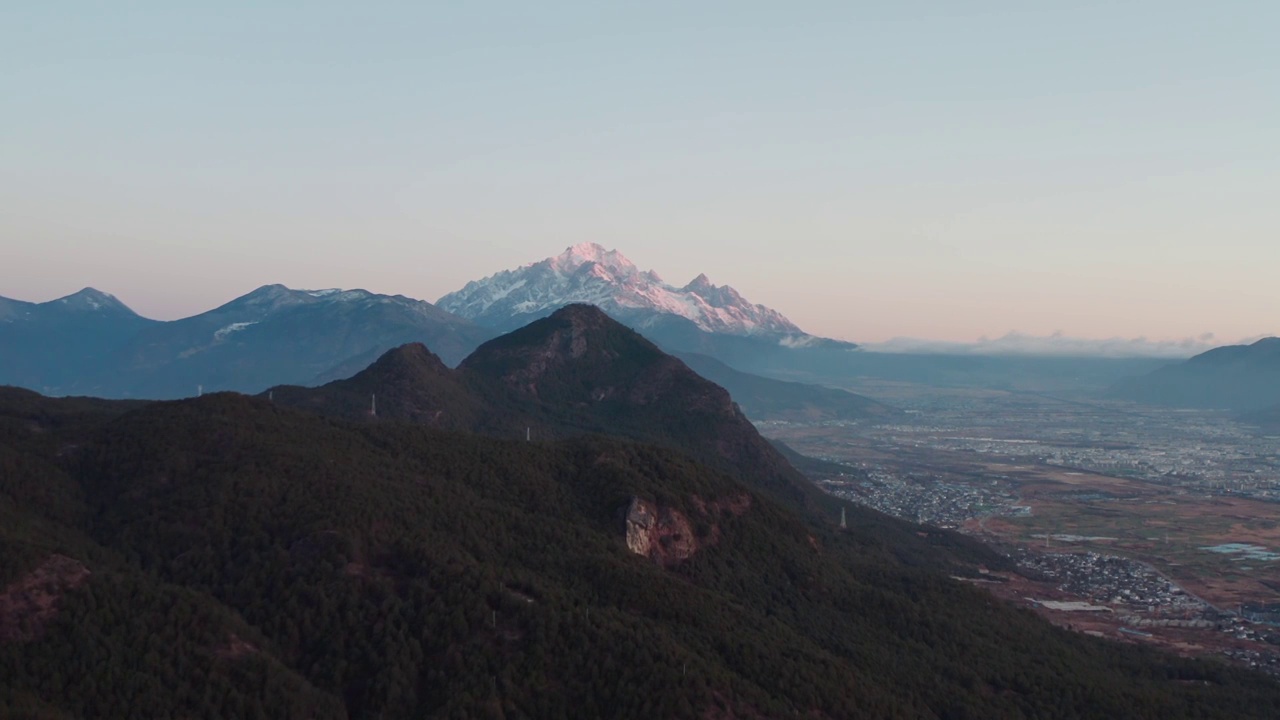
top-left (0, 285), bottom-right (496, 399)
top-left (4, 246), bottom-right (1235, 403)
top-left (6, 248), bottom-right (867, 401)
top-left (1111, 337), bottom-right (1280, 410)
top-left (0, 279), bottom-right (891, 422)
top-left (108, 284), bottom-right (495, 399)
top-left (0, 288), bottom-right (157, 392)
top-left (437, 243), bottom-right (856, 358)
top-left (438, 243), bottom-right (806, 336)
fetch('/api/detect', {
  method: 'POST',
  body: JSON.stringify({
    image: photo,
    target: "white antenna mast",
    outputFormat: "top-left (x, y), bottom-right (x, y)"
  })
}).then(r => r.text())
top-left (197, 384), bottom-right (203, 397)
top-left (840, 506), bottom-right (847, 529)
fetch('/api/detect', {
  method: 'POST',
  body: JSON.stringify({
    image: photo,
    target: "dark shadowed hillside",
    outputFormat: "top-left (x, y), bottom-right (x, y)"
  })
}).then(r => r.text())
top-left (267, 343), bottom-right (493, 430)
top-left (272, 305), bottom-right (825, 510)
top-left (458, 305), bottom-right (817, 506)
top-left (2, 389), bottom-right (1278, 718)
top-left (1111, 338), bottom-right (1280, 410)
top-left (676, 352), bottom-right (900, 422)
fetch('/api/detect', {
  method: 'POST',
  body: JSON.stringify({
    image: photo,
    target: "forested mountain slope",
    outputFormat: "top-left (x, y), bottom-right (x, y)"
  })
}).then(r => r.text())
top-left (1, 388), bottom-right (1278, 718)
top-left (271, 304), bottom-right (826, 512)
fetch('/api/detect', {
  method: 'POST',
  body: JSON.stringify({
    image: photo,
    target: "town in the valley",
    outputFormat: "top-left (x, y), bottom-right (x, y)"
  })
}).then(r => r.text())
top-left (761, 386), bottom-right (1280, 675)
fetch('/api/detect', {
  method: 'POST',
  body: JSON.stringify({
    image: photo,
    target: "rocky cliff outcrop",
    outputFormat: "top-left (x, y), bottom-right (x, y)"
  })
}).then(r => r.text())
top-left (624, 497), bottom-right (698, 567)
top-left (623, 494), bottom-right (753, 567)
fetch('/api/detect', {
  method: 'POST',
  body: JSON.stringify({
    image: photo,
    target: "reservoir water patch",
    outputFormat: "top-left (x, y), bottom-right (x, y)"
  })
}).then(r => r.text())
top-left (1201, 543), bottom-right (1280, 562)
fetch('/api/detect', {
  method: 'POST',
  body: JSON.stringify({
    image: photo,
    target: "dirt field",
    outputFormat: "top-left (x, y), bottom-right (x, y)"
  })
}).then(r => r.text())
top-left (1000, 475), bottom-right (1280, 608)
top-left (969, 570), bottom-right (1267, 660)
top-left (768, 425), bottom-right (1280, 611)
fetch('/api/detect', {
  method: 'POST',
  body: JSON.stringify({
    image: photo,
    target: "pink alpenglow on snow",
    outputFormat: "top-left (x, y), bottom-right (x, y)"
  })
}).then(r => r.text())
top-left (438, 244), bottom-right (806, 338)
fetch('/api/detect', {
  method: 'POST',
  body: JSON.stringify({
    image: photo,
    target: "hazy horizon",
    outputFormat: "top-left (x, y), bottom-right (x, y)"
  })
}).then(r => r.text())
top-left (2, 262), bottom-right (1270, 358)
top-left (5, 2), bottom-right (1277, 345)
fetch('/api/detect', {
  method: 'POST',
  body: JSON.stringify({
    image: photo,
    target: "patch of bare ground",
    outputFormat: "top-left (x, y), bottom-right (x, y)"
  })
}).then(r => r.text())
top-left (215, 632), bottom-right (259, 660)
top-left (0, 554), bottom-right (91, 644)
top-left (975, 571), bottom-right (1263, 661)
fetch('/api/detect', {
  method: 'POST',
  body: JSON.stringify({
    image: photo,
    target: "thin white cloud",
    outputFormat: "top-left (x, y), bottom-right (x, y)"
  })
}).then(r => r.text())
top-left (860, 331), bottom-right (1272, 359)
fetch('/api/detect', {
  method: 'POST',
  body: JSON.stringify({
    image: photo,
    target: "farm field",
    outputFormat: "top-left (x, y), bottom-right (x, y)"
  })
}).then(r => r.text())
top-left (762, 387), bottom-right (1280, 615)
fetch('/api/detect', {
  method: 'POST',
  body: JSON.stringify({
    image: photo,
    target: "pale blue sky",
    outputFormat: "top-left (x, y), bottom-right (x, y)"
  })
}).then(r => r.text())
top-left (3, 1), bottom-right (1277, 343)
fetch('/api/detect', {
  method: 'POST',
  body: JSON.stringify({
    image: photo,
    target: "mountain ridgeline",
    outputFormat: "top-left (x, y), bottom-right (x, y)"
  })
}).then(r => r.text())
top-left (675, 352), bottom-right (900, 422)
top-left (270, 305), bottom-right (825, 510)
top-left (0, 289), bottom-right (157, 393)
top-left (3, 251), bottom-right (1189, 405)
top-left (0, 280), bottom-right (895, 423)
top-left (435, 243), bottom-right (859, 368)
top-left (3, 347), bottom-right (1280, 716)
top-left (0, 285), bottom-right (497, 399)
top-left (1111, 337), bottom-right (1280, 410)
top-left (436, 243), bottom-right (813, 341)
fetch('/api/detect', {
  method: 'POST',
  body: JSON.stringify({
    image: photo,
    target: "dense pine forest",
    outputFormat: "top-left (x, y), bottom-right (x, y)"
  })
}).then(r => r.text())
top-left (2, 386), bottom-right (1279, 719)
top-left (2, 307), bottom-right (1279, 718)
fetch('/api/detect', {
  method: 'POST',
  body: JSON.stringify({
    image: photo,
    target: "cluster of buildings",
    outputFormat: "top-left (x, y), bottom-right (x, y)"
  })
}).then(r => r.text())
top-left (818, 471), bottom-right (1026, 529)
top-left (1224, 646), bottom-right (1280, 674)
top-left (763, 393), bottom-right (1280, 676)
top-left (1017, 551), bottom-right (1209, 616)
top-left (878, 404), bottom-right (1280, 502)
top-left (1015, 547), bottom-right (1280, 675)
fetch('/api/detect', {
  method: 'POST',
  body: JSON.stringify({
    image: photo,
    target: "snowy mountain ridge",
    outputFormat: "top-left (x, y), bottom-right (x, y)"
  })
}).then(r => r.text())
top-left (0, 287), bottom-right (141, 322)
top-left (438, 243), bottom-right (809, 339)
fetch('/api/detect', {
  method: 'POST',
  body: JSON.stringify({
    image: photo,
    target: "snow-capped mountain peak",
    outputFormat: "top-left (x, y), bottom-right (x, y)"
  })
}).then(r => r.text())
top-left (55, 288), bottom-right (135, 315)
top-left (549, 242), bottom-right (639, 276)
top-left (682, 273), bottom-right (714, 292)
top-left (438, 245), bottom-right (807, 338)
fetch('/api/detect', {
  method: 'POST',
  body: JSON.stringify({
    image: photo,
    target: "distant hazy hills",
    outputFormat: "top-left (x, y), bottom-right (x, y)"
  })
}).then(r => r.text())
top-left (0, 288), bottom-right (158, 392)
top-left (0, 283), bottom-right (894, 423)
top-left (3, 245), bottom-right (1224, 403)
top-left (1111, 337), bottom-right (1280, 410)
top-left (0, 285), bottom-right (498, 399)
top-left (431, 243), bottom-right (1188, 395)
top-left (675, 352), bottom-right (899, 422)
top-left (109, 285), bottom-right (496, 399)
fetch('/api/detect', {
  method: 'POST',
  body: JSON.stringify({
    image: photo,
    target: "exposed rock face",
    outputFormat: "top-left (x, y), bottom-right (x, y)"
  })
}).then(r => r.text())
top-left (624, 498), bottom-right (698, 567)
top-left (624, 494), bottom-right (752, 567)
top-left (0, 554), bottom-right (91, 644)
top-left (215, 632), bottom-right (259, 660)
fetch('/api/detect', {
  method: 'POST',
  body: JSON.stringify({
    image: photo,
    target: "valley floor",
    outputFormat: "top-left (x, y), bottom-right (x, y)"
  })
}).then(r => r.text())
top-left (761, 386), bottom-right (1280, 676)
